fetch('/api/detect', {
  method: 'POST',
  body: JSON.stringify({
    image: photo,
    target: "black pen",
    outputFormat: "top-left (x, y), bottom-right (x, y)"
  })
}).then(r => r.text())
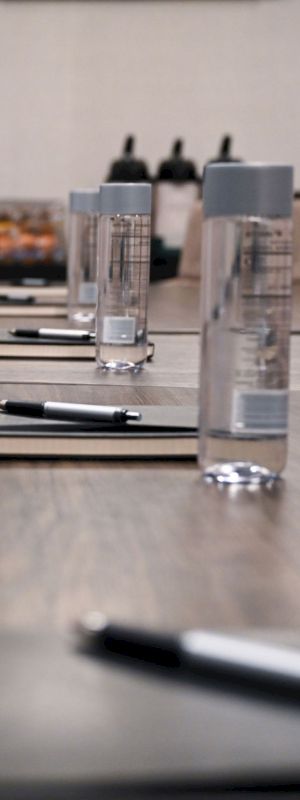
top-left (0, 400), bottom-right (141, 424)
top-left (76, 615), bottom-right (300, 705)
top-left (9, 327), bottom-right (95, 341)
top-left (0, 294), bottom-right (35, 305)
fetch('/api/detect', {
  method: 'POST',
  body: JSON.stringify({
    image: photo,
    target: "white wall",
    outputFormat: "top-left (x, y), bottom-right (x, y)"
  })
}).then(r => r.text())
top-left (0, 0), bottom-right (299, 202)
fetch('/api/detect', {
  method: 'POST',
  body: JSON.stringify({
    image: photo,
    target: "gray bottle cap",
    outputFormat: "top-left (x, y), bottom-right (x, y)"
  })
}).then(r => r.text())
top-left (203, 163), bottom-right (293, 218)
top-left (99, 183), bottom-right (152, 215)
top-left (69, 189), bottom-right (102, 214)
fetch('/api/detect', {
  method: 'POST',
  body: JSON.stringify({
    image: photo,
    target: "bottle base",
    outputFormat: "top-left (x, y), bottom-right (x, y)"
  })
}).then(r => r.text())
top-left (70, 310), bottom-right (95, 325)
top-left (96, 342), bottom-right (147, 372)
top-left (99, 359), bottom-right (145, 373)
top-left (203, 461), bottom-right (280, 485)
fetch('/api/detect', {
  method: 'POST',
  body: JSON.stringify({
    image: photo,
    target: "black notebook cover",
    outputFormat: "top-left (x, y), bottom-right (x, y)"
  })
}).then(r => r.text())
top-left (0, 406), bottom-right (198, 459)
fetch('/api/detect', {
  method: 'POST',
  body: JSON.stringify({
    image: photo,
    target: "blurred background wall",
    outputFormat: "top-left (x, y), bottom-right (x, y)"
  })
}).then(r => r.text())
top-left (0, 0), bottom-right (298, 201)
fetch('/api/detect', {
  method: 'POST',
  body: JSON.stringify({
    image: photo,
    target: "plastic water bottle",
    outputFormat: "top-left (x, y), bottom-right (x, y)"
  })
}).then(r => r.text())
top-left (96, 183), bottom-right (151, 371)
top-left (68, 189), bottom-right (101, 324)
top-left (199, 163), bottom-right (293, 484)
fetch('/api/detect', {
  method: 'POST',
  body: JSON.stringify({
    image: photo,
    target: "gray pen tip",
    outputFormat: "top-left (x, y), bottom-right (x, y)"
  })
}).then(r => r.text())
top-left (9, 329), bottom-right (16, 335)
top-left (0, 400), bottom-right (7, 412)
top-left (126, 411), bottom-right (142, 421)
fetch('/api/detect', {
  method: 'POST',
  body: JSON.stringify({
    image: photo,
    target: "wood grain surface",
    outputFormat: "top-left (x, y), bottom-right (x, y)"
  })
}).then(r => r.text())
top-left (1, 277), bottom-right (300, 331)
top-left (0, 423), bottom-right (299, 632)
top-left (1, 334), bottom-right (300, 392)
top-left (0, 278), bottom-right (201, 331)
top-left (0, 397), bottom-right (299, 632)
top-left (0, 334), bottom-right (198, 388)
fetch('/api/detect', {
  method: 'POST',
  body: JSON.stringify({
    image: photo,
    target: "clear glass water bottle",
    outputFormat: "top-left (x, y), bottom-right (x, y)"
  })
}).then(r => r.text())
top-left (96, 183), bottom-right (152, 371)
top-left (199, 163), bottom-right (293, 484)
top-left (68, 189), bottom-right (101, 324)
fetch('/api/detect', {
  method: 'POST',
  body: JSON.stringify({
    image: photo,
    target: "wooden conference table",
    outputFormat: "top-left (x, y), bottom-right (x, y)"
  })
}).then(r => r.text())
top-left (0, 277), bottom-right (300, 632)
top-left (1, 278), bottom-right (300, 798)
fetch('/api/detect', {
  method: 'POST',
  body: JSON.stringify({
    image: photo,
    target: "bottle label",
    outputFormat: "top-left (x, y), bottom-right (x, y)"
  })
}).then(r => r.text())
top-left (79, 282), bottom-right (97, 305)
top-left (231, 389), bottom-right (288, 435)
top-left (102, 316), bottom-right (136, 344)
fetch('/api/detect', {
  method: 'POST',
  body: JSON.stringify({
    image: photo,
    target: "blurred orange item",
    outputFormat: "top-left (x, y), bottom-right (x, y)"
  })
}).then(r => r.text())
top-left (18, 232), bottom-right (36, 249)
top-left (0, 220), bottom-right (14, 234)
top-left (0, 233), bottom-right (14, 256)
top-left (35, 233), bottom-right (56, 252)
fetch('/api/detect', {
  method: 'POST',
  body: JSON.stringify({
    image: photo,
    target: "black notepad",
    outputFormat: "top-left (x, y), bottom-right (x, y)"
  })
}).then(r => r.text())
top-left (0, 331), bottom-right (155, 361)
top-left (0, 405), bottom-right (198, 459)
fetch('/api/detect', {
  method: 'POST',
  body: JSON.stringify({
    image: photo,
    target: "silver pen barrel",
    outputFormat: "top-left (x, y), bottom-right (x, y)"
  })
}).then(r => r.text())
top-left (39, 328), bottom-right (94, 340)
top-left (43, 402), bottom-right (141, 423)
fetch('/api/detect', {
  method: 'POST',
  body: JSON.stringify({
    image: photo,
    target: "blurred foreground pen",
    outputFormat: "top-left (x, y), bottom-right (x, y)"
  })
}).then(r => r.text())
top-left (76, 614), bottom-right (300, 705)
top-left (0, 400), bottom-right (141, 424)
